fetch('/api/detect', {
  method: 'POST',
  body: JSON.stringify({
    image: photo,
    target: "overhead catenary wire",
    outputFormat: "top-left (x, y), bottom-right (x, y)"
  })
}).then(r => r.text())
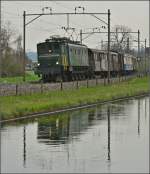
top-left (2, 10), bottom-right (64, 28)
top-left (2, 4), bottom-right (110, 41)
top-left (90, 14), bottom-right (108, 26)
top-left (2, 6), bottom-right (130, 46)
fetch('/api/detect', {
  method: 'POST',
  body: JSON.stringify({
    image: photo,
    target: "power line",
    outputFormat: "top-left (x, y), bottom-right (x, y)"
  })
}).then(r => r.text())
top-left (38, 18), bottom-right (63, 27)
top-left (48, 2), bottom-right (93, 29)
top-left (90, 14), bottom-right (108, 26)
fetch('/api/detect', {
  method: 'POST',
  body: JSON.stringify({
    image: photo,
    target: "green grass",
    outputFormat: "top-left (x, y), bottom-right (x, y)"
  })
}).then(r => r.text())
top-left (0, 71), bottom-right (40, 84)
top-left (0, 76), bottom-right (149, 120)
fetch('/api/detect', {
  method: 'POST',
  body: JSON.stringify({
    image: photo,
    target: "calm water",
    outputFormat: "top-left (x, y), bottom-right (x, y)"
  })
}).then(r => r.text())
top-left (0, 96), bottom-right (149, 173)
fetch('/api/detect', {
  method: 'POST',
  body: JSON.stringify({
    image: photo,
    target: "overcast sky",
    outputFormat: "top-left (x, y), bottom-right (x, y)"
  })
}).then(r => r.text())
top-left (1, 1), bottom-right (149, 51)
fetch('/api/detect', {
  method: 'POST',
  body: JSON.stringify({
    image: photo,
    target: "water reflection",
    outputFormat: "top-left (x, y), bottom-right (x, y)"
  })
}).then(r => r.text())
top-left (37, 109), bottom-right (96, 145)
top-left (107, 107), bottom-right (111, 161)
top-left (36, 101), bottom-right (131, 146)
top-left (22, 99), bottom-right (146, 168)
top-left (1, 96), bottom-right (149, 173)
top-left (138, 99), bottom-right (140, 136)
top-left (36, 104), bottom-right (125, 164)
top-left (23, 126), bottom-right (26, 168)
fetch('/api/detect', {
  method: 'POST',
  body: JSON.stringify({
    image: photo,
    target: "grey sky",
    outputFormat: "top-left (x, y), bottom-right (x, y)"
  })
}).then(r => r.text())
top-left (1, 1), bottom-right (149, 51)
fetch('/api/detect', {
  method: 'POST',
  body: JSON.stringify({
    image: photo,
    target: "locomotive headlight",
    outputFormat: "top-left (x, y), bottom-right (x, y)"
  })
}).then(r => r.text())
top-left (38, 63), bottom-right (40, 66)
top-left (56, 61), bottom-right (59, 65)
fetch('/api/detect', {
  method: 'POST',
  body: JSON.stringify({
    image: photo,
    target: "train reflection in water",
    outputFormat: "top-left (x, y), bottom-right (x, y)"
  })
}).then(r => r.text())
top-left (37, 109), bottom-right (96, 145)
top-left (1, 96), bottom-right (148, 173)
top-left (36, 101), bottom-right (129, 146)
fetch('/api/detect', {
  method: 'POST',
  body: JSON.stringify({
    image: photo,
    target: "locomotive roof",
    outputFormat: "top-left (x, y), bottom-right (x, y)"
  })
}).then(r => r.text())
top-left (45, 36), bottom-right (86, 45)
top-left (38, 36), bottom-right (88, 47)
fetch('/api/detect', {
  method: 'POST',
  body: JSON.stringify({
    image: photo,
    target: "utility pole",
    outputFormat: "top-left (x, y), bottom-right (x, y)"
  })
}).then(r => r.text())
top-left (145, 39), bottom-right (147, 75)
top-left (23, 126), bottom-right (26, 167)
top-left (107, 9), bottom-right (111, 84)
top-left (0, 0), bottom-right (2, 78)
top-left (101, 40), bottom-right (103, 50)
top-left (23, 11), bottom-right (26, 82)
top-left (80, 29), bottom-right (82, 44)
top-left (138, 30), bottom-right (140, 77)
top-left (127, 37), bottom-right (129, 53)
top-left (107, 106), bottom-right (111, 161)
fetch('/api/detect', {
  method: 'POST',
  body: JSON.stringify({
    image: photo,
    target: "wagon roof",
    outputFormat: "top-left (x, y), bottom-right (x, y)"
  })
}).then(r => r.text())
top-left (88, 48), bottom-right (118, 55)
top-left (88, 48), bottom-right (106, 53)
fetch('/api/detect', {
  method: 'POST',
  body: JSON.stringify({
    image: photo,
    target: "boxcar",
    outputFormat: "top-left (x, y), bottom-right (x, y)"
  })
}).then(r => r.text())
top-left (88, 49), bottom-right (119, 77)
top-left (88, 48), bottom-right (108, 77)
top-left (110, 52), bottom-right (119, 76)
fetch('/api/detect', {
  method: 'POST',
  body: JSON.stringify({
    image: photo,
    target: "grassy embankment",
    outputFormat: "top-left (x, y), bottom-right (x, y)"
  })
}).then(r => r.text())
top-left (0, 76), bottom-right (149, 120)
top-left (0, 71), bottom-right (40, 84)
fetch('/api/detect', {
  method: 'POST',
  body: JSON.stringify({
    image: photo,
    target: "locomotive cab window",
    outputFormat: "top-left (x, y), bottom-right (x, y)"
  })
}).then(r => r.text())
top-left (37, 42), bottom-right (60, 55)
top-left (37, 43), bottom-right (52, 54)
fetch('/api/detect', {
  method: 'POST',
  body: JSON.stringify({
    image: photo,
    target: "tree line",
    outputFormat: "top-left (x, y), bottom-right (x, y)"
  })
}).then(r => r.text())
top-left (0, 22), bottom-right (31, 77)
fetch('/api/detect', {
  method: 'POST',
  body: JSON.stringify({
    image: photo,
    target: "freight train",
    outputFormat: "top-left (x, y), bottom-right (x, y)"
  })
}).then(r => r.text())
top-left (34, 36), bottom-right (137, 82)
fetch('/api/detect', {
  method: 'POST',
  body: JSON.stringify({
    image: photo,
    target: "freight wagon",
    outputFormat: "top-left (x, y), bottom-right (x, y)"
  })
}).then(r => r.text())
top-left (88, 49), bottom-right (119, 77)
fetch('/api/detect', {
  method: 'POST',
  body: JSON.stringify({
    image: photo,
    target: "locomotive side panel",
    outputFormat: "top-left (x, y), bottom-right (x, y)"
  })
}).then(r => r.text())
top-left (68, 44), bottom-right (89, 67)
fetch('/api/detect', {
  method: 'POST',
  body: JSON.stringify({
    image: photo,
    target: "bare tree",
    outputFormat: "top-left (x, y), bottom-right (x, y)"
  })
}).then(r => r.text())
top-left (0, 22), bottom-right (14, 77)
top-left (0, 22), bottom-right (31, 77)
top-left (0, 22), bottom-right (14, 53)
top-left (111, 25), bottom-right (132, 52)
top-left (102, 25), bottom-right (133, 53)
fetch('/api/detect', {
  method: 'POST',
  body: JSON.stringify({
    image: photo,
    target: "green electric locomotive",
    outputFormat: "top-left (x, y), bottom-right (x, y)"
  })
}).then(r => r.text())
top-left (35, 36), bottom-right (92, 82)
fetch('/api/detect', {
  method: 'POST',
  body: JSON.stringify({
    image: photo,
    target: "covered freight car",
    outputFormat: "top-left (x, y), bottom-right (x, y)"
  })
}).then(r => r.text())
top-left (123, 54), bottom-right (136, 75)
top-left (88, 48), bottom-right (119, 77)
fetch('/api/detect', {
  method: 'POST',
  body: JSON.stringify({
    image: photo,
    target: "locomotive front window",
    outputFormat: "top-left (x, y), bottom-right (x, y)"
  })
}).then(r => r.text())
top-left (38, 42), bottom-right (60, 55)
top-left (38, 43), bottom-right (51, 54)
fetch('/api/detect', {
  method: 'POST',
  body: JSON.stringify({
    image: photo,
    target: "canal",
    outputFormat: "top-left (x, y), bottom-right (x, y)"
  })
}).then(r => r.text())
top-left (0, 96), bottom-right (149, 173)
